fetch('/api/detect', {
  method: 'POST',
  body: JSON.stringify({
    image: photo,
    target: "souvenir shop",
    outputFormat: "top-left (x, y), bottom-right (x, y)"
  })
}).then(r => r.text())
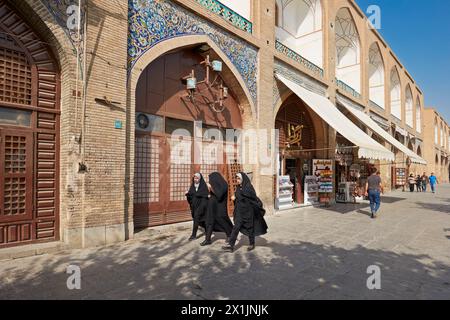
top-left (335, 135), bottom-right (377, 203)
top-left (274, 95), bottom-right (334, 209)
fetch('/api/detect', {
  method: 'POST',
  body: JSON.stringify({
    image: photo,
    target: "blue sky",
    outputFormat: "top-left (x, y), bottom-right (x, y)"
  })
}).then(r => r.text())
top-left (355, 0), bottom-right (450, 123)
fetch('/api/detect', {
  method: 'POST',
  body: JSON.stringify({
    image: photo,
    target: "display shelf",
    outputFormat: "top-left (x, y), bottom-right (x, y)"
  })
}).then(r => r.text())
top-left (276, 175), bottom-right (294, 210)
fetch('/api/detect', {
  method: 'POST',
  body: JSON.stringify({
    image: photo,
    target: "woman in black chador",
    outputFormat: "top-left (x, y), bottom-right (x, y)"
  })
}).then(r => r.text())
top-left (223, 172), bottom-right (268, 252)
top-left (186, 173), bottom-right (209, 241)
top-left (200, 172), bottom-right (234, 246)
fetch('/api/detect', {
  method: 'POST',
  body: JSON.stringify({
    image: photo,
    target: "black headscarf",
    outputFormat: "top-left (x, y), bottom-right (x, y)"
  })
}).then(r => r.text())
top-left (187, 173), bottom-right (209, 199)
top-left (208, 172), bottom-right (228, 201)
top-left (234, 172), bottom-right (267, 236)
top-left (237, 172), bottom-right (257, 200)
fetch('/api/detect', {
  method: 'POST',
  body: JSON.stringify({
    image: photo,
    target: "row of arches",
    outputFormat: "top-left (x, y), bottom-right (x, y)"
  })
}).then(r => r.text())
top-left (435, 117), bottom-right (450, 150)
top-left (275, 1), bottom-right (422, 132)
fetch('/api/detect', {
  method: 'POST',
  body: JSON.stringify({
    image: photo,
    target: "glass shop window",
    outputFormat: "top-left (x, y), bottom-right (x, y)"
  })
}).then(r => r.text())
top-left (0, 106), bottom-right (31, 127)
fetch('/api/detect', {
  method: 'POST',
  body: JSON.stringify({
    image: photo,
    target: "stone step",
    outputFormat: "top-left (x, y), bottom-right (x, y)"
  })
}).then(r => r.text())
top-left (0, 241), bottom-right (68, 262)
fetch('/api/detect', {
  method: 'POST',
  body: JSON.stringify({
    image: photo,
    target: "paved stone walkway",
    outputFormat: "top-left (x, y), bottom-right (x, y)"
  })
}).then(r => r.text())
top-left (1, 185), bottom-right (449, 300)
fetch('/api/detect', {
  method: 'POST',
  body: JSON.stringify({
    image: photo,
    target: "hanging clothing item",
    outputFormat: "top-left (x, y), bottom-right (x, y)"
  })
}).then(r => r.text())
top-left (186, 173), bottom-right (209, 238)
top-left (204, 172), bottom-right (233, 241)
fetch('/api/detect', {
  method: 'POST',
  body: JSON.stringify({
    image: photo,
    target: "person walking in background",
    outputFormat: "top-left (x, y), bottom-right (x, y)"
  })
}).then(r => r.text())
top-left (429, 173), bottom-right (438, 194)
top-left (365, 167), bottom-right (383, 219)
top-left (421, 172), bottom-right (429, 192)
top-left (415, 174), bottom-right (422, 192)
top-left (376, 171), bottom-right (384, 194)
top-left (408, 174), bottom-right (416, 192)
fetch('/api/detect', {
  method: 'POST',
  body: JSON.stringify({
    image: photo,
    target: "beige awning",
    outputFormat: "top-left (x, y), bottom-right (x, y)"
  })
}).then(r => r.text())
top-left (338, 98), bottom-right (427, 165)
top-left (275, 73), bottom-right (395, 162)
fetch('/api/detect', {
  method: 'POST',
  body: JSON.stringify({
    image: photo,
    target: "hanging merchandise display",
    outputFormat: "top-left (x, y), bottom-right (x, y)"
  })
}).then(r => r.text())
top-left (313, 159), bottom-right (333, 205)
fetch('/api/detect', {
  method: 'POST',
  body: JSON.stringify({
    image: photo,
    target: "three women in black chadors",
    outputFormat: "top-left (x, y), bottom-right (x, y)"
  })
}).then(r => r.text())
top-left (223, 172), bottom-right (268, 252)
top-left (201, 172), bottom-right (234, 246)
top-left (186, 173), bottom-right (209, 240)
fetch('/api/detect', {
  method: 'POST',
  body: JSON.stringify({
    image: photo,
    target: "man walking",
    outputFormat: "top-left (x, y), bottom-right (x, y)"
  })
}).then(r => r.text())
top-left (429, 173), bottom-right (438, 194)
top-left (365, 167), bottom-right (383, 219)
top-left (421, 172), bottom-right (429, 192)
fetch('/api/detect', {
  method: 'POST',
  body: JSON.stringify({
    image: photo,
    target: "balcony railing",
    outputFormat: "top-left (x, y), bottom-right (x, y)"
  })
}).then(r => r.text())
top-left (275, 40), bottom-right (324, 77)
top-left (195, 0), bottom-right (253, 34)
top-left (336, 79), bottom-right (361, 99)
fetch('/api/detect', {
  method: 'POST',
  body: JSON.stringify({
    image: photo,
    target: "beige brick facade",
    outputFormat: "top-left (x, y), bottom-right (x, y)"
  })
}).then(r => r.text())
top-left (1, 0), bottom-right (447, 249)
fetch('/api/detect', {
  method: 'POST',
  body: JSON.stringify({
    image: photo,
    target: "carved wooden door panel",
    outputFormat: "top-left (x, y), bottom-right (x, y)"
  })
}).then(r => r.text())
top-left (0, 129), bottom-right (33, 224)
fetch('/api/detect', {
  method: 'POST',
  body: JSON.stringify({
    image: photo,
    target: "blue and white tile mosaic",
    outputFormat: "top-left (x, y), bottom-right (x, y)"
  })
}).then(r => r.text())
top-left (128, 0), bottom-right (258, 104)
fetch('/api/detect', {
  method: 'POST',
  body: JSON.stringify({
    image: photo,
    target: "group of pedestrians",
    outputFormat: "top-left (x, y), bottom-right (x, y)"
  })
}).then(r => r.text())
top-left (185, 171), bottom-right (268, 253)
top-left (408, 172), bottom-right (439, 193)
top-left (364, 169), bottom-right (440, 220)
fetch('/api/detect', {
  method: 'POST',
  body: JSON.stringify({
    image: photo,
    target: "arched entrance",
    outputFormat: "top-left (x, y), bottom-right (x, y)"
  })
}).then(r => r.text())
top-left (275, 94), bottom-right (321, 206)
top-left (133, 46), bottom-right (244, 228)
top-left (0, 1), bottom-right (60, 248)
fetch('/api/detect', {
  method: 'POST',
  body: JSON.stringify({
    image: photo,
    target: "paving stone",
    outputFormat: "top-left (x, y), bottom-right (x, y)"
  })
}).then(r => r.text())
top-left (0, 186), bottom-right (450, 299)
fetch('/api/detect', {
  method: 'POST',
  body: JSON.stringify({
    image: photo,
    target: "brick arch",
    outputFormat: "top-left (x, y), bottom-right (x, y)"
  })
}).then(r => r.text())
top-left (126, 35), bottom-right (258, 229)
top-left (128, 35), bottom-right (257, 126)
top-left (0, 0), bottom-right (63, 247)
top-left (273, 91), bottom-right (327, 156)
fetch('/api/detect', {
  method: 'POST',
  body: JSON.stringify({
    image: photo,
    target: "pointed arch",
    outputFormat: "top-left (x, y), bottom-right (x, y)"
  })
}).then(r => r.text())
top-left (416, 145), bottom-right (422, 157)
top-left (435, 118), bottom-right (439, 145)
top-left (416, 96), bottom-right (422, 133)
top-left (335, 7), bottom-right (361, 93)
top-left (390, 67), bottom-right (401, 119)
top-left (405, 85), bottom-right (414, 127)
top-left (275, 0), bottom-right (324, 68)
top-left (369, 42), bottom-right (385, 108)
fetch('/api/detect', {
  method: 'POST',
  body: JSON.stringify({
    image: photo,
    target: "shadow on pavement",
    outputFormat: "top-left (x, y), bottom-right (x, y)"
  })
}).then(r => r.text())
top-left (416, 202), bottom-right (450, 214)
top-left (0, 232), bottom-right (449, 300)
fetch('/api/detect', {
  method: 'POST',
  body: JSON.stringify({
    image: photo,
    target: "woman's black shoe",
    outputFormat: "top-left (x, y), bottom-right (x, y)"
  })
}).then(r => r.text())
top-left (200, 240), bottom-right (212, 246)
top-left (188, 236), bottom-right (196, 241)
top-left (222, 245), bottom-right (234, 252)
top-left (247, 245), bottom-right (255, 251)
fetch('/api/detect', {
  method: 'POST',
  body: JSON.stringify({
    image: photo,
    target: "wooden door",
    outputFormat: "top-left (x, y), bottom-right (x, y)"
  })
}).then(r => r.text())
top-left (0, 129), bottom-right (34, 224)
top-left (134, 134), bottom-right (166, 227)
top-left (165, 135), bottom-right (193, 224)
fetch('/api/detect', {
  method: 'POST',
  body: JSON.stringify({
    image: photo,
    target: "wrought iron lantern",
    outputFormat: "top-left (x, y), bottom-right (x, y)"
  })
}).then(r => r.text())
top-left (182, 55), bottom-right (229, 113)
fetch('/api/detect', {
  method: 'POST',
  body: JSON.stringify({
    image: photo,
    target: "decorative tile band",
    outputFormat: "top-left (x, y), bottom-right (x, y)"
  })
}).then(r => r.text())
top-left (336, 79), bottom-right (361, 99)
top-left (194, 0), bottom-right (252, 34)
top-left (128, 0), bottom-right (258, 104)
top-left (275, 40), bottom-right (324, 78)
top-left (273, 60), bottom-right (327, 108)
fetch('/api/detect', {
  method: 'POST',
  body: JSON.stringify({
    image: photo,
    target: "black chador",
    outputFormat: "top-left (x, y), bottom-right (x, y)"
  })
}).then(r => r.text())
top-left (223, 172), bottom-right (268, 252)
top-left (186, 173), bottom-right (209, 240)
top-left (200, 172), bottom-right (233, 246)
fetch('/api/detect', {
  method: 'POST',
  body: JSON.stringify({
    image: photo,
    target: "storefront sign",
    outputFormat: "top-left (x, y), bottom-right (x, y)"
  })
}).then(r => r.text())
top-left (313, 159), bottom-right (334, 193)
top-left (286, 124), bottom-right (304, 147)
